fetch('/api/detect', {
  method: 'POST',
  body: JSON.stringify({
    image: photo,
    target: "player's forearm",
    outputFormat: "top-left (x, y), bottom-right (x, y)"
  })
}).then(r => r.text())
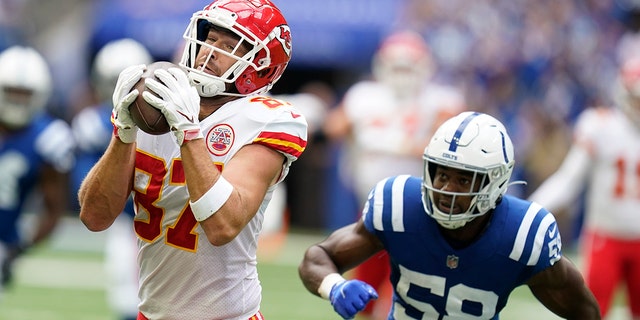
top-left (532, 258), bottom-right (601, 320)
top-left (562, 282), bottom-right (601, 319)
top-left (563, 304), bottom-right (601, 320)
top-left (33, 168), bottom-right (67, 244)
top-left (79, 138), bottom-right (136, 231)
top-left (179, 139), bottom-right (244, 246)
top-left (179, 139), bottom-right (218, 200)
top-left (182, 142), bottom-right (282, 246)
top-left (557, 294), bottom-right (601, 320)
top-left (298, 244), bottom-right (341, 296)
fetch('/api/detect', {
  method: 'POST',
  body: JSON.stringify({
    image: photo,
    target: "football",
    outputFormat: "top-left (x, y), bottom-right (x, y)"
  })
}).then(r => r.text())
top-left (129, 61), bottom-right (181, 135)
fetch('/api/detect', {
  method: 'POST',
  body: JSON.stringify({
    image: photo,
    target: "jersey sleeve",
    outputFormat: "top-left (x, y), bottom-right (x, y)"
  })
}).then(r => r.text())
top-left (251, 99), bottom-right (308, 164)
top-left (572, 107), bottom-right (606, 151)
top-left (507, 202), bottom-right (563, 275)
top-left (71, 105), bottom-right (111, 153)
top-left (35, 117), bottom-right (76, 173)
top-left (362, 178), bottom-right (384, 235)
top-left (362, 175), bottom-right (420, 237)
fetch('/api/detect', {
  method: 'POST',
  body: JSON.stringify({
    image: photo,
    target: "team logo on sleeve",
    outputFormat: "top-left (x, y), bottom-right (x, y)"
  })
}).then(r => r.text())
top-left (206, 124), bottom-right (235, 156)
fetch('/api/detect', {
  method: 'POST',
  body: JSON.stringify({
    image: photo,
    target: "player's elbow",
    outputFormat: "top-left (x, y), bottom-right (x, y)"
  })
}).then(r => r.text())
top-left (79, 209), bottom-right (113, 232)
top-left (205, 233), bottom-right (234, 246)
top-left (204, 226), bottom-right (239, 246)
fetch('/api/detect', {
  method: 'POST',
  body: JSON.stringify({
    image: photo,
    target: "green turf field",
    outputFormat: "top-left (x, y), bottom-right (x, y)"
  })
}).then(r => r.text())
top-left (0, 217), bottom-right (630, 320)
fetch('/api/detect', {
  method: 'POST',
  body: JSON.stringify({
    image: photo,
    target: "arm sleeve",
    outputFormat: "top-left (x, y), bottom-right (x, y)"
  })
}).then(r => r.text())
top-left (528, 145), bottom-right (591, 214)
top-left (35, 119), bottom-right (76, 173)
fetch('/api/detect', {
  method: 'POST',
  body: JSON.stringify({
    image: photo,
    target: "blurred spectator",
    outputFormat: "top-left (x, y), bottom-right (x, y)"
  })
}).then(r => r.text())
top-left (0, 45), bottom-right (75, 295)
top-left (0, 0), bottom-right (29, 50)
top-left (88, 0), bottom-right (203, 62)
top-left (11, 0), bottom-right (640, 211)
top-left (70, 38), bottom-right (153, 320)
top-left (397, 0), bottom-right (631, 200)
top-left (323, 30), bottom-right (465, 319)
top-left (273, 82), bottom-right (335, 228)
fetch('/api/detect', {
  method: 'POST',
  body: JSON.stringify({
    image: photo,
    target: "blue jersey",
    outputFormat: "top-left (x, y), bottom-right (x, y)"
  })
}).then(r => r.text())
top-left (0, 113), bottom-right (75, 245)
top-left (70, 103), bottom-right (134, 217)
top-left (362, 175), bottom-right (562, 320)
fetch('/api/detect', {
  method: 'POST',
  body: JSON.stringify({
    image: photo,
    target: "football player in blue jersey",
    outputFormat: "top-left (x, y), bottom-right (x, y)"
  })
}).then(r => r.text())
top-left (299, 111), bottom-right (600, 319)
top-left (0, 46), bottom-right (75, 293)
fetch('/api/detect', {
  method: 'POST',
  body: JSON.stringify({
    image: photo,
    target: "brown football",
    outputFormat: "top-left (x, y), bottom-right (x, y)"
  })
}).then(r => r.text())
top-left (129, 61), bottom-right (181, 135)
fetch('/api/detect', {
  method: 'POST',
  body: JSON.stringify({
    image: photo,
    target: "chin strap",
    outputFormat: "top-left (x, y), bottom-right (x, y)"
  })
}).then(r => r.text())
top-left (188, 71), bottom-right (226, 97)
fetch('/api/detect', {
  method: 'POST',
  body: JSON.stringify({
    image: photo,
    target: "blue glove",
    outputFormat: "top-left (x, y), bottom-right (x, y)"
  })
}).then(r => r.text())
top-left (330, 280), bottom-right (378, 319)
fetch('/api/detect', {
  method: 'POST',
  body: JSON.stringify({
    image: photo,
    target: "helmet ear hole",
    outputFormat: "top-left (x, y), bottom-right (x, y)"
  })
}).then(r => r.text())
top-left (258, 68), bottom-right (275, 79)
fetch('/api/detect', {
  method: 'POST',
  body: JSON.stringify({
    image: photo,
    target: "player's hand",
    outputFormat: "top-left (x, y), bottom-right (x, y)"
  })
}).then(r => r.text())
top-left (329, 280), bottom-right (378, 319)
top-left (112, 64), bottom-right (145, 144)
top-left (144, 67), bottom-right (203, 146)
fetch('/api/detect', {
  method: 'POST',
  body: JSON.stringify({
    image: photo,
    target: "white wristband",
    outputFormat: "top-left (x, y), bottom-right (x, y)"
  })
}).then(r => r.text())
top-left (318, 273), bottom-right (346, 300)
top-left (190, 176), bottom-right (234, 222)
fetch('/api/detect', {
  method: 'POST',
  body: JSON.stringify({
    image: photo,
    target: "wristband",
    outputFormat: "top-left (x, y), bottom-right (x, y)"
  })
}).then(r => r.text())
top-left (318, 273), bottom-right (346, 300)
top-left (190, 176), bottom-right (234, 222)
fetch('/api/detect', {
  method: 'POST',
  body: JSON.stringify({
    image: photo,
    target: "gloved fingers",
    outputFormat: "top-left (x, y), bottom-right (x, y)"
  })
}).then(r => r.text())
top-left (113, 90), bottom-right (140, 130)
top-left (167, 67), bottom-right (190, 86)
top-left (141, 90), bottom-right (167, 112)
top-left (144, 76), bottom-right (176, 103)
top-left (168, 67), bottom-right (201, 109)
top-left (360, 283), bottom-right (378, 300)
top-left (334, 305), bottom-right (356, 319)
top-left (113, 64), bottom-right (146, 104)
top-left (121, 89), bottom-right (140, 107)
top-left (147, 69), bottom-right (200, 116)
top-left (152, 68), bottom-right (186, 96)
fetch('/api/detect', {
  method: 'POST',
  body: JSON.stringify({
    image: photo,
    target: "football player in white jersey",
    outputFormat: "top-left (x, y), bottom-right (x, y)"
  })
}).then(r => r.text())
top-left (71, 38), bottom-right (153, 320)
top-left (529, 53), bottom-right (640, 319)
top-left (323, 30), bottom-right (466, 318)
top-left (299, 112), bottom-right (600, 319)
top-left (78, 1), bottom-right (307, 319)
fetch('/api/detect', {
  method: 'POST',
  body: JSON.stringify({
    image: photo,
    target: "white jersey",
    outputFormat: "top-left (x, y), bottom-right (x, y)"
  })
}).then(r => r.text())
top-left (341, 80), bottom-right (464, 201)
top-left (132, 95), bottom-right (307, 319)
top-left (530, 107), bottom-right (640, 238)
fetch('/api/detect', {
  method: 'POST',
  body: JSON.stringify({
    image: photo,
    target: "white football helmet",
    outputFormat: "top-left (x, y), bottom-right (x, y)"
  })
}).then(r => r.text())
top-left (422, 112), bottom-right (515, 229)
top-left (92, 38), bottom-right (153, 103)
top-left (179, 0), bottom-right (292, 98)
top-left (372, 30), bottom-right (433, 98)
top-left (613, 56), bottom-right (640, 128)
top-left (0, 46), bottom-right (52, 129)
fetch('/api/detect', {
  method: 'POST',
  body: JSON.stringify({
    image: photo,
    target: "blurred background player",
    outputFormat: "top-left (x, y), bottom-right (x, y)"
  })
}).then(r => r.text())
top-left (322, 30), bottom-right (466, 318)
top-left (70, 38), bottom-right (153, 320)
top-left (0, 45), bottom-right (75, 297)
top-left (529, 42), bottom-right (640, 320)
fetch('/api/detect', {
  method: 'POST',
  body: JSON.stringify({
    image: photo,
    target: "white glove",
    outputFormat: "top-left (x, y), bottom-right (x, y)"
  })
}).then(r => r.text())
top-left (112, 64), bottom-right (146, 144)
top-left (143, 67), bottom-right (203, 146)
